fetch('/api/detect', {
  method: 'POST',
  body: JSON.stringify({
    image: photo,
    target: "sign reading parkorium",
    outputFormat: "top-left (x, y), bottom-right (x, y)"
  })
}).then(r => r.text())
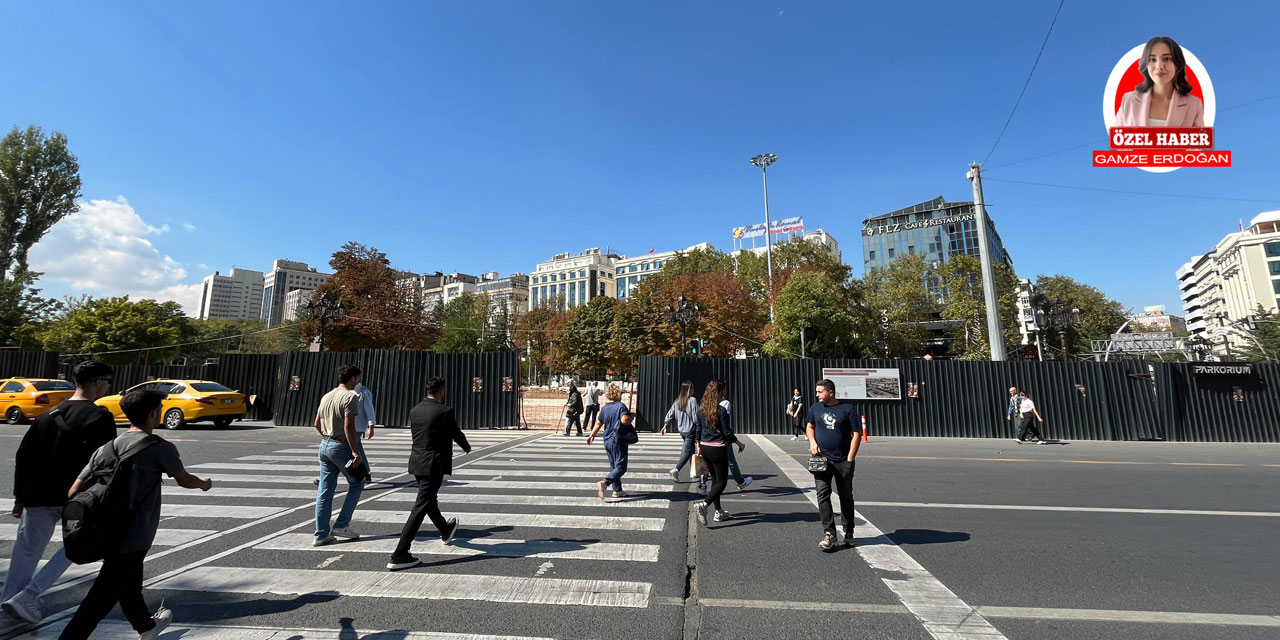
top-left (862, 213), bottom-right (975, 236)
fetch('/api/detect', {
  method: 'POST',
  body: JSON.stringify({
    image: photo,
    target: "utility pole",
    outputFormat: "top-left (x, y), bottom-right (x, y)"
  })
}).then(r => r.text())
top-left (1216, 313), bottom-right (1234, 360)
top-left (548, 339), bottom-right (555, 388)
top-left (800, 327), bottom-right (806, 359)
top-left (966, 162), bottom-right (1007, 361)
top-left (750, 154), bottom-right (778, 322)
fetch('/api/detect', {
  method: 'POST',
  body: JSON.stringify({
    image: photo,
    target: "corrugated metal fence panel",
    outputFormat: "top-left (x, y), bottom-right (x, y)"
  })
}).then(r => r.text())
top-left (0, 351), bottom-right (59, 378)
top-left (218, 354), bottom-right (282, 421)
top-left (97, 365), bottom-right (217, 390)
top-left (1153, 363), bottom-right (1280, 442)
top-left (272, 351), bottom-right (358, 427)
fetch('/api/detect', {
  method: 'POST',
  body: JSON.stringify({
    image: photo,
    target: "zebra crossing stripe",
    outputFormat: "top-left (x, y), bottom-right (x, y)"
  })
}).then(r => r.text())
top-left (375, 492), bottom-right (672, 509)
top-left (255, 533), bottom-right (660, 562)
top-left (196, 474), bottom-right (333, 484)
top-left (0, 524), bottom-right (215, 545)
top-left (149, 566), bottom-right (651, 607)
top-left (13, 620), bottom-right (559, 639)
top-left (443, 479), bottom-right (673, 492)
top-left (163, 486), bottom-right (318, 500)
top-left (450, 468), bottom-right (673, 480)
top-left (236, 455), bottom-right (408, 463)
top-left (192, 463), bottom-right (339, 472)
top-left (462, 460), bottom-right (673, 470)
top-left (352, 510), bottom-right (666, 531)
top-left (161, 504), bottom-right (287, 519)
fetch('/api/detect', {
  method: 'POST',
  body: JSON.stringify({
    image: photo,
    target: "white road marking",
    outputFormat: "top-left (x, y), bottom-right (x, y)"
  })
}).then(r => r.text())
top-left (163, 486), bottom-right (318, 499)
top-left (257, 533), bottom-right (660, 562)
top-left (976, 606), bottom-right (1280, 626)
top-left (536, 561), bottom-right (554, 576)
top-left (196, 474), bottom-right (335, 484)
top-left (442, 479), bottom-right (673, 492)
top-left (860, 501), bottom-right (1280, 518)
top-left (451, 468), bottom-right (673, 480)
top-left (465, 460), bottom-right (673, 470)
top-left (352, 510), bottom-right (666, 531)
top-left (149, 566), bottom-right (651, 607)
top-left (752, 435), bottom-right (1007, 640)
top-left (0, 525), bottom-right (214, 546)
top-left (191, 463), bottom-right (339, 472)
top-left (315, 554), bottom-right (343, 569)
top-left (376, 492), bottom-right (672, 509)
top-left (7, 620), bottom-right (559, 639)
top-left (160, 504), bottom-right (286, 519)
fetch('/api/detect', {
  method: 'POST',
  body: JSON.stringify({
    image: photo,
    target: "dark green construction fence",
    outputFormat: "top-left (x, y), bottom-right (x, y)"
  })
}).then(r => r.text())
top-left (635, 356), bottom-right (1280, 443)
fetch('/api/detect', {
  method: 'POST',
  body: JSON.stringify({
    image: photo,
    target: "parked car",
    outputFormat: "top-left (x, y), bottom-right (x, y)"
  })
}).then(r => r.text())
top-left (97, 379), bottom-right (246, 429)
top-left (1, 378), bottom-right (78, 425)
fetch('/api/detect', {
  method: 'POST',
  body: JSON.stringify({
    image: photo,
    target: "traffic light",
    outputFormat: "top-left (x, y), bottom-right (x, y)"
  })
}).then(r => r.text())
top-left (688, 339), bottom-right (699, 356)
top-left (1247, 315), bottom-right (1258, 331)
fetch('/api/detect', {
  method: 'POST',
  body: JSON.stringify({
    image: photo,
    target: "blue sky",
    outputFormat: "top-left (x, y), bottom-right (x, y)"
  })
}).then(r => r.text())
top-left (4, 1), bottom-right (1278, 317)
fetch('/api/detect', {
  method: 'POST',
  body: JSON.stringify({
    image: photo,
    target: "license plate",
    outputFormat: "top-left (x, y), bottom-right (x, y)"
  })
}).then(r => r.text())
top-left (222, 399), bottom-right (237, 404)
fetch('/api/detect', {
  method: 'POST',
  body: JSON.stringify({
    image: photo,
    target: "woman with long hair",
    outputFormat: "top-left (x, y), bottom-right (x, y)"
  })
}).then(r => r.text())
top-left (661, 380), bottom-right (699, 482)
top-left (586, 383), bottom-right (634, 498)
top-left (1115, 36), bottom-right (1203, 127)
top-left (787, 387), bottom-right (807, 440)
top-left (564, 383), bottom-right (584, 437)
top-left (694, 380), bottom-right (745, 525)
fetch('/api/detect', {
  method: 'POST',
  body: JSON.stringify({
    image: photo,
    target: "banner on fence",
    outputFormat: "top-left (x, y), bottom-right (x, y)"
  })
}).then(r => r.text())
top-left (822, 367), bottom-right (902, 400)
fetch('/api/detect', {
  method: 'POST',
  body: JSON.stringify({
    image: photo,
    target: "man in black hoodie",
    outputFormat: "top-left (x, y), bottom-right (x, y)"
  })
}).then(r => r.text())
top-left (3, 361), bottom-right (117, 626)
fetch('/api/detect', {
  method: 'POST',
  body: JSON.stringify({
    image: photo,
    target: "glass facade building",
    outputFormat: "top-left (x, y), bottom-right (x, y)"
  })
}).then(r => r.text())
top-left (861, 196), bottom-right (1013, 271)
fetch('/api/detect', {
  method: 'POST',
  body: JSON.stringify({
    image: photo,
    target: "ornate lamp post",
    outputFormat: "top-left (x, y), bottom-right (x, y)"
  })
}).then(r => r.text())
top-left (1034, 300), bottom-right (1083, 361)
top-left (664, 295), bottom-right (701, 357)
top-left (306, 292), bottom-right (345, 352)
top-left (1184, 335), bottom-right (1213, 361)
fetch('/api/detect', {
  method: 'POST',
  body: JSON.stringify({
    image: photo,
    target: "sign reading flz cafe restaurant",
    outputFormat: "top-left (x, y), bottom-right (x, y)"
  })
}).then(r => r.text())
top-left (862, 213), bottom-right (975, 237)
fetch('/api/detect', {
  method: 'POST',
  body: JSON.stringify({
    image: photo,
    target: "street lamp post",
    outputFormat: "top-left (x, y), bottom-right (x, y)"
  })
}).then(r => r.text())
top-left (1034, 299), bottom-right (1083, 361)
top-left (663, 294), bottom-right (701, 357)
top-left (1214, 312), bottom-right (1234, 360)
top-left (750, 153), bottom-right (778, 322)
top-left (306, 292), bottom-right (345, 352)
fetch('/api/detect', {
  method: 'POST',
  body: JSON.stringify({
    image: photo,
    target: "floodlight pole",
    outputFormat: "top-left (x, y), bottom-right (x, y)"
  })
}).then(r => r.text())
top-left (751, 154), bottom-right (778, 322)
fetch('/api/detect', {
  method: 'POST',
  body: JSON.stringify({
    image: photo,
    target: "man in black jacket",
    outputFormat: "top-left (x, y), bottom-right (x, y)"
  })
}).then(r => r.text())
top-left (387, 377), bottom-right (471, 571)
top-left (3, 361), bottom-right (116, 626)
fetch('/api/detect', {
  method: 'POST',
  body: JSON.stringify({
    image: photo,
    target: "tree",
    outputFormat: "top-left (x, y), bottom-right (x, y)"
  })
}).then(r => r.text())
top-left (860, 254), bottom-right (937, 358)
top-left (937, 255), bottom-right (1020, 360)
top-left (0, 271), bottom-right (61, 346)
top-left (736, 236), bottom-right (852, 303)
top-left (1234, 306), bottom-right (1280, 363)
top-left (647, 272), bottom-right (768, 357)
top-left (559, 296), bottom-right (617, 370)
top-left (765, 270), bottom-right (864, 358)
top-left (32, 296), bottom-right (187, 364)
top-left (303, 242), bottom-right (433, 350)
top-left (1032, 274), bottom-right (1128, 359)
top-left (433, 292), bottom-right (489, 353)
top-left (514, 306), bottom-right (560, 383)
top-left (609, 281), bottom-right (666, 366)
top-left (0, 126), bottom-right (83, 282)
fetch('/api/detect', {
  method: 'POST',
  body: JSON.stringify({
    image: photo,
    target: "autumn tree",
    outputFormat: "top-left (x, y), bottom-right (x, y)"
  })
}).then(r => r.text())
top-left (303, 242), bottom-right (433, 350)
top-left (558, 296), bottom-right (617, 371)
top-left (765, 270), bottom-right (864, 358)
top-left (647, 272), bottom-right (768, 357)
top-left (937, 255), bottom-right (1020, 360)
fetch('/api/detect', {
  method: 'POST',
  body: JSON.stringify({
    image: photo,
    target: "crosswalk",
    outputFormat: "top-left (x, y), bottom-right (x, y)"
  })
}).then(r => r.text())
top-left (4, 428), bottom-right (694, 639)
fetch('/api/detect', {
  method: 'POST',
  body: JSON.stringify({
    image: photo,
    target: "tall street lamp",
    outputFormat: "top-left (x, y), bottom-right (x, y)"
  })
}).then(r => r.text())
top-left (306, 292), bottom-right (345, 352)
top-left (1034, 299), bottom-right (1083, 361)
top-left (750, 153), bottom-right (778, 322)
top-left (664, 294), bottom-right (701, 357)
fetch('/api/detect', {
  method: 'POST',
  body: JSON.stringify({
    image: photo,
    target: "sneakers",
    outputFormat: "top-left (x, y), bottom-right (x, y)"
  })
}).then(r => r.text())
top-left (596, 480), bottom-right (607, 500)
top-left (1038, 440), bottom-right (1050, 445)
top-left (441, 518), bottom-right (459, 545)
top-left (697, 486), bottom-right (708, 496)
top-left (736, 477), bottom-right (753, 491)
top-left (331, 526), bottom-right (360, 540)
top-left (844, 531), bottom-right (856, 548)
top-left (387, 554), bottom-right (422, 571)
top-left (1013, 439), bottom-right (1023, 444)
top-left (713, 510), bottom-right (730, 522)
top-left (790, 435), bottom-right (801, 441)
top-left (138, 604), bottom-right (172, 640)
top-left (819, 531), bottom-right (837, 551)
top-left (612, 491), bottom-right (628, 498)
top-left (313, 534), bottom-right (336, 547)
top-left (1, 592), bottom-right (41, 624)
top-left (695, 503), bottom-right (708, 526)
top-left (668, 468), bottom-right (680, 482)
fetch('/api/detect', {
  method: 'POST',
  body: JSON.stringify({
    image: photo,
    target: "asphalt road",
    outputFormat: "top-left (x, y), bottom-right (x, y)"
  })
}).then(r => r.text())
top-left (0, 421), bottom-right (1277, 639)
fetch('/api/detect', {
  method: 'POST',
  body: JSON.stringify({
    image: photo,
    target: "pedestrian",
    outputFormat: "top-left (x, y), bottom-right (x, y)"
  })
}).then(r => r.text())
top-left (57, 389), bottom-right (213, 640)
top-left (354, 378), bottom-right (377, 478)
top-left (312, 364), bottom-right (366, 547)
top-left (586, 383), bottom-right (633, 499)
top-left (388, 376), bottom-right (471, 571)
top-left (564, 383), bottom-right (584, 436)
top-left (2, 361), bottom-right (117, 627)
top-left (1016, 391), bottom-right (1048, 444)
top-left (661, 380), bottom-right (699, 482)
top-left (1006, 386), bottom-right (1021, 442)
top-left (698, 380), bottom-right (751, 494)
top-left (807, 378), bottom-right (861, 551)
top-left (694, 380), bottom-right (745, 525)
top-left (582, 381), bottom-right (602, 432)
top-left (787, 387), bottom-right (808, 440)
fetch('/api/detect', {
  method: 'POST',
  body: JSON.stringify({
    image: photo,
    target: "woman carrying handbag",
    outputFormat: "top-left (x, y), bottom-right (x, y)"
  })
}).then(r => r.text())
top-left (587, 384), bottom-right (636, 498)
top-left (694, 380), bottom-right (744, 525)
top-left (661, 381), bottom-right (699, 482)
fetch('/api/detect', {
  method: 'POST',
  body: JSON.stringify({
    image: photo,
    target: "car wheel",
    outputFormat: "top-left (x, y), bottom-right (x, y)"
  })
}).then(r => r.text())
top-left (5, 407), bottom-right (24, 425)
top-left (213, 417), bottom-right (233, 428)
top-left (164, 408), bottom-right (186, 430)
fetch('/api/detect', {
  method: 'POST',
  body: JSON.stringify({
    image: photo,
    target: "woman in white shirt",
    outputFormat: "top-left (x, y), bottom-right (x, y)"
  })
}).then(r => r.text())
top-left (1017, 391), bottom-right (1047, 444)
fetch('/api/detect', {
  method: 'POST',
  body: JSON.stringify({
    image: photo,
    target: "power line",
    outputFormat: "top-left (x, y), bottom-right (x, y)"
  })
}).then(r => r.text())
top-left (983, 177), bottom-right (1280, 204)
top-left (982, 0), bottom-right (1066, 164)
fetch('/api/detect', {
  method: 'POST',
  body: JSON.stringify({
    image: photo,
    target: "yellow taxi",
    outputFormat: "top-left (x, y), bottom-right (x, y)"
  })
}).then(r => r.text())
top-left (2, 378), bottom-right (78, 425)
top-left (97, 379), bottom-right (246, 429)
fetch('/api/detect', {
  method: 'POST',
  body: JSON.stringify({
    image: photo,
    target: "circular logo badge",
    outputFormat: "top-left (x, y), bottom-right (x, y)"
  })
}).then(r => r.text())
top-left (1102, 41), bottom-right (1215, 173)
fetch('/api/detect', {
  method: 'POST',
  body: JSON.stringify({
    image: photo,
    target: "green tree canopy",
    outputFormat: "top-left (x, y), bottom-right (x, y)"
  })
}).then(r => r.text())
top-left (1233, 306), bottom-right (1280, 363)
top-left (558, 296), bottom-right (617, 370)
top-left (937, 255), bottom-right (1020, 360)
top-left (32, 296), bottom-right (186, 364)
top-left (765, 270), bottom-right (863, 358)
top-left (860, 254), bottom-right (938, 358)
top-left (0, 125), bottom-right (83, 282)
top-left (1032, 274), bottom-right (1128, 359)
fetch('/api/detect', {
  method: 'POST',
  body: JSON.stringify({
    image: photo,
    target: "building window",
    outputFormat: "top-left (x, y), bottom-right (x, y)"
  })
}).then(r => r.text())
top-left (1270, 261), bottom-right (1280, 276)
top-left (642, 263), bottom-right (649, 271)
top-left (888, 248), bottom-right (895, 258)
top-left (580, 269), bottom-right (586, 278)
top-left (1274, 279), bottom-right (1280, 294)
top-left (868, 250), bottom-right (875, 260)
top-left (579, 281), bottom-right (586, 303)
top-left (908, 246), bottom-right (915, 255)
top-left (1266, 242), bottom-right (1280, 257)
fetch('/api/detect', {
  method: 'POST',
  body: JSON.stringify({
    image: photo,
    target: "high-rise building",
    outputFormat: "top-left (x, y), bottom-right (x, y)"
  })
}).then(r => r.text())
top-left (476, 272), bottom-right (530, 317)
top-left (1130, 306), bottom-right (1188, 333)
top-left (614, 243), bottom-right (711, 300)
top-left (197, 268), bottom-right (264, 321)
top-left (261, 260), bottom-right (332, 328)
top-left (1177, 210), bottom-right (1280, 355)
top-left (530, 248), bottom-right (620, 311)
top-left (861, 196), bottom-right (1012, 271)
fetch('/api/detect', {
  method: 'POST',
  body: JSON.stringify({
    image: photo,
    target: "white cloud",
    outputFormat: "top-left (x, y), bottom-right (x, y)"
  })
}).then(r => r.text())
top-left (29, 196), bottom-right (204, 315)
top-left (182, 223), bottom-right (197, 233)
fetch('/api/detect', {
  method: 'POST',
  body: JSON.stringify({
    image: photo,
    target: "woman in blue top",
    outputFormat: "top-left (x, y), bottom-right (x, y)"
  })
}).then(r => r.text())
top-left (694, 380), bottom-right (745, 525)
top-left (586, 383), bottom-right (633, 499)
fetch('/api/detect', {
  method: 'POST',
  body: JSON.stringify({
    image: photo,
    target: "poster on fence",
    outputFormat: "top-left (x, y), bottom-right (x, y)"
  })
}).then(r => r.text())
top-left (821, 368), bottom-right (902, 401)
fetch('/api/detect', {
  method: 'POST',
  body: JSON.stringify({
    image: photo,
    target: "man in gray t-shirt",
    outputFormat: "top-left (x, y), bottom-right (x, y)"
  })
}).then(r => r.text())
top-left (60, 390), bottom-right (212, 640)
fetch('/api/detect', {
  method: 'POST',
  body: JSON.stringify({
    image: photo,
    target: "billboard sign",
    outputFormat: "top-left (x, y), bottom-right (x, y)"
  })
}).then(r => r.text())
top-left (732, 217), bottom-right (805, 240)
top-left (732, 223), bottom-right (767, 239)
top-left (821, 368), bottom-right (901, 401)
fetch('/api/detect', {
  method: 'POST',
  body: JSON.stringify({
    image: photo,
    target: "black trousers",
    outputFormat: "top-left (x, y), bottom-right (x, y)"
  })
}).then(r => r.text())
top-left (701, 445), bottom-right (729, 511)
top-left (583, 404), bottom-right (600, 430)
top-left (1018, 414), bottom-right (1044, 441)
top-left (565, 413), bottom-right (583, 435)
top-left (814, 460), bottom-right (856, 536)
top-left (791, 419), bottom-right (806, 437)
top-left (395, 474), bottom-right (450, 556)
top-left (59, 551), bottom-right (155, 639)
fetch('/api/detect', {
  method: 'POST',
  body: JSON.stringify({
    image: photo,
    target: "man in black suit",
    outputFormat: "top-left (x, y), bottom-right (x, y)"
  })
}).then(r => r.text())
top-left (387, 377), bottom-right (471, 571)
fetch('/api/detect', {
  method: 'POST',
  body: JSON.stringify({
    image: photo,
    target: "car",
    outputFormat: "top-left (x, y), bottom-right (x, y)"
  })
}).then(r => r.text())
top-left (96, 379), bottom-right (246, 430)
top-left (1, 378), bottom-right (78, 425)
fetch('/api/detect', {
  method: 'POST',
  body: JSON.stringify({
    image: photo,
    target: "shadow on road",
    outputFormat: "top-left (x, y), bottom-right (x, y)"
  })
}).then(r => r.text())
top-left (151, 591), bottom-right (341, 623)
top-left (883, 528), bottom-right (971, 545)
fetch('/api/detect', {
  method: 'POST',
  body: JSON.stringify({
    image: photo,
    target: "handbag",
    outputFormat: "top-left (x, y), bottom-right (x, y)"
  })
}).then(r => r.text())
top-left (806, 455), bottom-right (830, 474)
top-left (618, 425), bottom-right (639, 445)
top-left (693, 453), bottom-right (709, 476)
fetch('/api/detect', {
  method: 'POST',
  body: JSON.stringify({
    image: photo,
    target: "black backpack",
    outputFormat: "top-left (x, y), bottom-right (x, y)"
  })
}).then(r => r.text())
top-left (61, 435), bottom-right (160, 564)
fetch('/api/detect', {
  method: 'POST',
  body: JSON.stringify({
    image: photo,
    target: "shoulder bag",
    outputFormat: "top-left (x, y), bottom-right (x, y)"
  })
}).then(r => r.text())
top-left (806, 455), bottom-right (830, 474)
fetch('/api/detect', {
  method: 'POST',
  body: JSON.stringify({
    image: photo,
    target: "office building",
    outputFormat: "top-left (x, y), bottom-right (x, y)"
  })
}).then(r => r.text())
top-left (197, 268), bottom-right (264, 321)
top-left (530, 248), bottom-right (620, 311)
top-left (281, 288), bottom-right (315, 323)
top-left (1177, 210), bottom-right (1280, 354)
top-left (861, 196), bottom-right (1013, 270)
top-left (733, 230), bottom-right (840, 264)
top-left (615, 243), bottom-right (711, 300)
top-left (476, 272), bottom-right (530, 317)
top-left (1130, 306), bottom-right (1187, 333)
top-left (261, 260), bottom-right (332, 328)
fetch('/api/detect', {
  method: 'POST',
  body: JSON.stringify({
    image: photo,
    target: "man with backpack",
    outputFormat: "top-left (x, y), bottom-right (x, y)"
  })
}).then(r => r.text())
top-left (58, 389), bottom-right (212, 640)
top-left (2, 361), bottom-right (117, 627)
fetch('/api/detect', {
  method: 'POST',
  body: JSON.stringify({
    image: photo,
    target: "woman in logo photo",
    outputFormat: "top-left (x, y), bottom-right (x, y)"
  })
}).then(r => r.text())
top-left (1115, 36), bottom-right (1203, 127)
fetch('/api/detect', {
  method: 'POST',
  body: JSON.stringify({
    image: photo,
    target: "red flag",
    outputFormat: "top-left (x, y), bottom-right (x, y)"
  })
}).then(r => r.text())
top-left (648, 248), bottom-right (655, 254)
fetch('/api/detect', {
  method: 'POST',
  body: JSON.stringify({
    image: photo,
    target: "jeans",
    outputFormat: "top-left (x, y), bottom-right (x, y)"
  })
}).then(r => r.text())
top-left (2, 506), bottom-right (73, 606)
top-left (673, 431), bottom-right (696, 472)
top-left (815, 459), bottom-right (856, 536)
top-left (700, 446), bottom-right (745, 489)
top-left (1018, 414), bottom-right (1044, 441)
top-left (57, 551), bottom-right (154, 639)
top-left (583, 404), bottom-right (600, 431)
top-left (602, 438), bottom-right (628, 492)
top-left (700, 445), bottom-right (729, 511)
top-left (315, 438), bottom-right (366, 540)
top-left (565, 413), bottom-right (583, 436)
top-left (394, 475), bottom-right (450, 557)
